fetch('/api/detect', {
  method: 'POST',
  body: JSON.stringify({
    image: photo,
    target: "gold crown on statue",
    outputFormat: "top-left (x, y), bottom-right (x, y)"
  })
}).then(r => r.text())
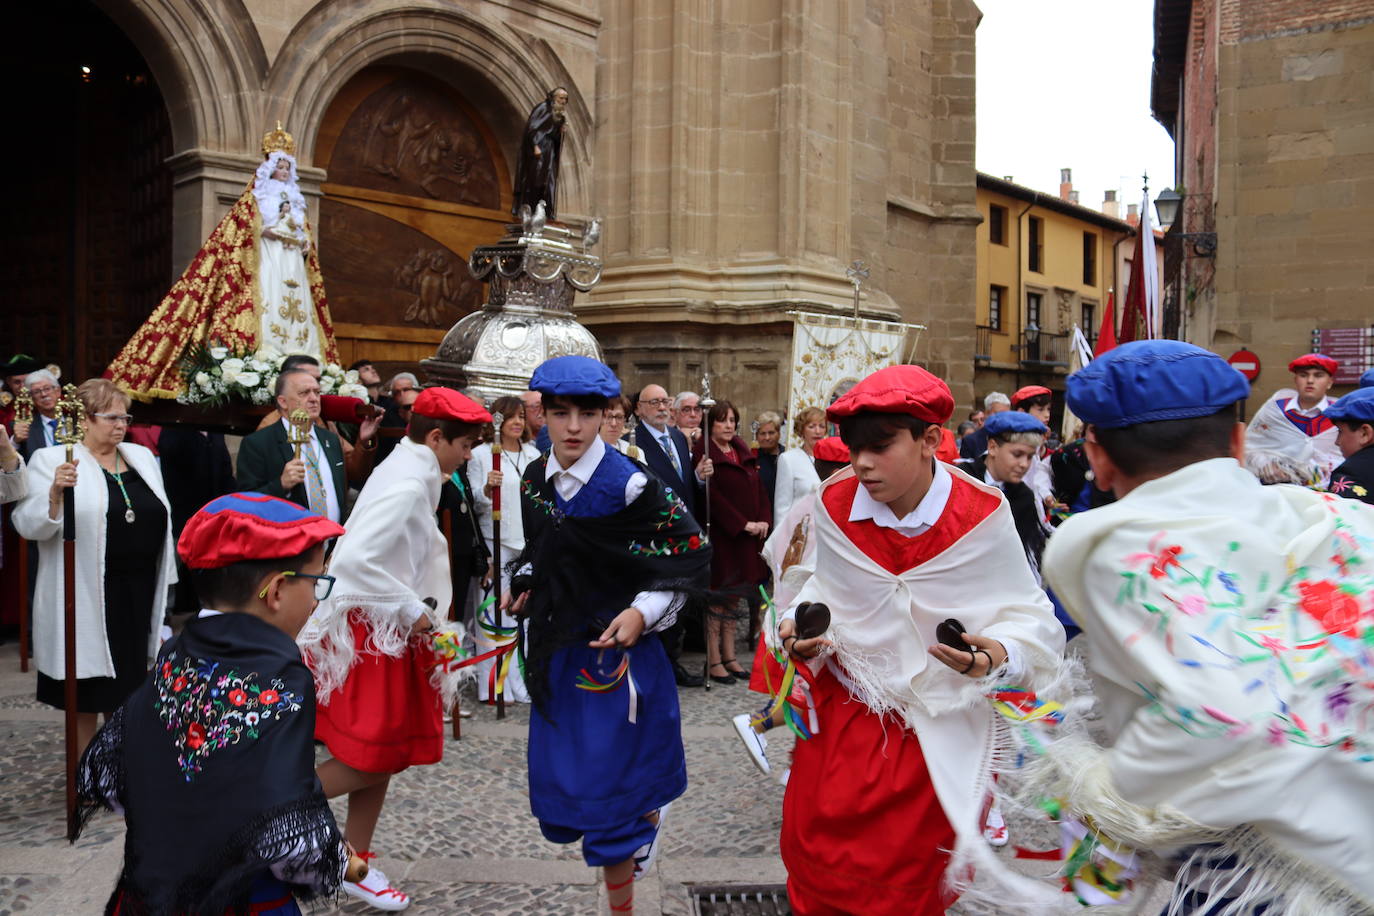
top-left (262, 121), bottom-right (296, 157)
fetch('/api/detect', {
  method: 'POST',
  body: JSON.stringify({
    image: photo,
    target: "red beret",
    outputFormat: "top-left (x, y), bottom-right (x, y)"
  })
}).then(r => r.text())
top-left (413, 387), bottom-right (491, 423)
top-left (178, 493), bottom-right (344, 569)
top-left (826, 365), bottom-right (954, 424)
top-left (813, 436), bottom-right (850, 463)
top-left (1011, 385), bottom-right (1052, 407)
top-left (1288, 353), bottom-right (1337, 375)
top-left (935, 427), bottom-right (959, 463)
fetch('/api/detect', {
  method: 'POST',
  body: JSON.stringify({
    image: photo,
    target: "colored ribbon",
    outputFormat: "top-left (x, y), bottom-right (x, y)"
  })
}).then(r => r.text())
top-left (575, 651), bottom-right (639, 724)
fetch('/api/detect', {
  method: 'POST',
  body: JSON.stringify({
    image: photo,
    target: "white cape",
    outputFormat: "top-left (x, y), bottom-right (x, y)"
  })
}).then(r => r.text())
top-left (1043, 458), bottom-right (1374, 913)
top-left (299, 437), bottom-right (463, 704)
top-left (1244, 388), bottom-right (1340, 487)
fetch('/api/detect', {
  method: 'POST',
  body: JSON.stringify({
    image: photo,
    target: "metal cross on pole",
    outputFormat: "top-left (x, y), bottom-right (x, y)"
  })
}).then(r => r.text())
top-left (846, 259), bottom-right (870, 322)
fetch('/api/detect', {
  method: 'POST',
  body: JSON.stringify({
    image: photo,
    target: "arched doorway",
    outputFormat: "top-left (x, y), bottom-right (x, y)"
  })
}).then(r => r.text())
top-left (0, 0), bottom-right (173, 381)
top-left (314, 66), bottom-right (511, 375)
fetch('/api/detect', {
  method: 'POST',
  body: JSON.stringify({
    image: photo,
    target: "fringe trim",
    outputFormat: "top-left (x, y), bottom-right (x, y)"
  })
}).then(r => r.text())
top-left (1164, 827), bottom-right (1374, 916)
top-left (299, 596), bottom-right (439, 704)
top-left (74, 705), bottom-right (126, 839)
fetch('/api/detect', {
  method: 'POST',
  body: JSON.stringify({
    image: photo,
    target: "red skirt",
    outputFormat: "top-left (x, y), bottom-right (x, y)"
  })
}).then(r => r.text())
top-left (781, 666), bottom-right (957, 916)
top-left (313, 613), bottom-right (442, 774)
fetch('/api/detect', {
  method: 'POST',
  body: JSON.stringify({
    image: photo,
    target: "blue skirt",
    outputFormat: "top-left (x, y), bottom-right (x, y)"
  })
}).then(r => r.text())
top-left (528, 636), bottom-right (687, 830)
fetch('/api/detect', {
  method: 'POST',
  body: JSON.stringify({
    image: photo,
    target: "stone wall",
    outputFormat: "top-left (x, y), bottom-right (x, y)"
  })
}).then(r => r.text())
top-left (1208, 9), bottom-right (1374, 393)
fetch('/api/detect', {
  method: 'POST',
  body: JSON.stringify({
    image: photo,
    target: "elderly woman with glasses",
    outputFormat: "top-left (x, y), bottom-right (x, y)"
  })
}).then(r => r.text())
top-left (13, 379), bottom-right (175, 754)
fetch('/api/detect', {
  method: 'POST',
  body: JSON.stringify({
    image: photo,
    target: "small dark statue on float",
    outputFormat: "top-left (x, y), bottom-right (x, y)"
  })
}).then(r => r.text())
top-left (512, 87), bottom-right (569, 223)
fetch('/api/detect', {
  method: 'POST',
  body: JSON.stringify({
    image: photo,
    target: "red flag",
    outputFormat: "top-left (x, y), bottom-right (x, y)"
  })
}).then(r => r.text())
top-left (1094, 291), bottom-right (1118, 357)
top-left (1118, 226), bottom-right (1148, 343)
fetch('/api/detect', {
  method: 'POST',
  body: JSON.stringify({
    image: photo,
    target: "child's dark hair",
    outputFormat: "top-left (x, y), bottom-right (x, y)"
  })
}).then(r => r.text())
top-left (1091, 403), bottom-right (1240, 477)
top-left (191, 545), bottom-right (322, 609)
top-left (407, 413), bottom-right (483, 444)
top-left (541, 392), bottom-right (610, 412)
top-left (1015, 393), bottom-right (1052, 411)
top-left (838, 412), bottom-right (931, 452)
top-left (814, 458), bottom-right (849, 479)
top-left (1336, 419), bottom-right (1374, 436)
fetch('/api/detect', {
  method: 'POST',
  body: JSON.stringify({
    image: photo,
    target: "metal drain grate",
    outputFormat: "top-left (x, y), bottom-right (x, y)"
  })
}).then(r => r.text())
top-left (689, 884), bottom-right (792, 916)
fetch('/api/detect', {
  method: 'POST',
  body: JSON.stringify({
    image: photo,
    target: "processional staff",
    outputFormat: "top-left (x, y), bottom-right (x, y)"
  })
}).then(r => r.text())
top-left (14, 386), bottom-right (33, 673)
top-left (287, 408), bottom-right (311, 461)
top-left (699, 372), bottom-right (716, 692)
top-left (490, 411), bottom-right (506, 721)
top-left (55, 384), bottom-right (83, 841)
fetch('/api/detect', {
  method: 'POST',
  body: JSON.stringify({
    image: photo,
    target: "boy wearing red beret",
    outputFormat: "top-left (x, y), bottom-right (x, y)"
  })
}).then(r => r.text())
top-left (299, 386), bottom-right (489, 911)
top-left (1245, 352), bottom-right (1341, 486)
top-left (775, 365), bottom-right (1064, 914)
top-left (75, 492), bottom-right (350, 915)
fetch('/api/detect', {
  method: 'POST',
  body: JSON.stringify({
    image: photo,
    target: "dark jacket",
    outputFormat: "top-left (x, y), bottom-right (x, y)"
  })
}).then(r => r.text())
top-left (1330, 447), bottom-right (1374, 505)
top-left (755, 446), bottom-right (782, 512)
top-left (693, 435), bottom-right (771, 593)
top-left (635, 424), bottom-right (702, 522)
top-left (437, 465), bottom-right (489, 604)
top-left (235, 421), bottom-right (347, 519)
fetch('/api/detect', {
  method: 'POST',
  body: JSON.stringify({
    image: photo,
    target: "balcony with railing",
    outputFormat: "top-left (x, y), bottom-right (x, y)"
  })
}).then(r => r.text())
top-left (975, 325), bottom-right (993, 362)
top-left (1016, 325), bottom-right (1070, 370)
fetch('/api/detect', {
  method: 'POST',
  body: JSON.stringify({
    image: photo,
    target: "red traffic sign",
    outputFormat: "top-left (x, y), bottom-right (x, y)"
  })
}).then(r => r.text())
top-left (1228, 349), bottom-right (1261, 381)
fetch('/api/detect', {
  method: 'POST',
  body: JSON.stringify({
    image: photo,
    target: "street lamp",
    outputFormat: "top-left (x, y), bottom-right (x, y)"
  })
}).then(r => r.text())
top-left (1024, 321), bottom-right (1040, 345)
top-left (1153, 187), bottom-right (1181, 228)
top-left (1153, 187), bottom-right (1216, 258)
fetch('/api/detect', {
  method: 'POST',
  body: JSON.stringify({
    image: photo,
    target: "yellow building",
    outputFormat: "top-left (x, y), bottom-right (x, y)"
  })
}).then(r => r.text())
top-left (973, 171), bottom-right (1137, 412)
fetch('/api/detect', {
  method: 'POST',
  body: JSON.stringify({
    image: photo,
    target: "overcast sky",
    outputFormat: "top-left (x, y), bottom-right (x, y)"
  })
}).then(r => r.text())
top-left (975, 0), bottom-right (1177, 217)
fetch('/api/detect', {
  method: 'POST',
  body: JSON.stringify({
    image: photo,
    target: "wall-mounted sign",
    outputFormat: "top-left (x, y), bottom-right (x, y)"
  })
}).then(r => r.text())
top-left (1311, 327), bottom-right (1373, 386)
top-left (1227, 349), bottom-right (1260, 381)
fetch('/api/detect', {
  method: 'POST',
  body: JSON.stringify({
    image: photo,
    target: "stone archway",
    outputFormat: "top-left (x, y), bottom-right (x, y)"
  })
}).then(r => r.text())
top-left (264, 4), bottom-right (594, 219)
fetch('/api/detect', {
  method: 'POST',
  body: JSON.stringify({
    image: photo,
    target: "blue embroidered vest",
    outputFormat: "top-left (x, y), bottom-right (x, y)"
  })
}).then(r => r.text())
top-left (554, 447), bottom-right (639, 518)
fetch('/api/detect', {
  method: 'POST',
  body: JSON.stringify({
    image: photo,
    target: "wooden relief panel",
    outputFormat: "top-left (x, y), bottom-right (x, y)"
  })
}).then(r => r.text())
top-left (318, 200), bottom-right (484, 328)
top-left (327, 76), bottom-right (502, 209)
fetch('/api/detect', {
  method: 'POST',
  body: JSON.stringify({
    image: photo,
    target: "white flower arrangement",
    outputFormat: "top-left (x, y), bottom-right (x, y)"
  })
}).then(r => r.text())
top-left (177, 342), bottom-right (369, 409)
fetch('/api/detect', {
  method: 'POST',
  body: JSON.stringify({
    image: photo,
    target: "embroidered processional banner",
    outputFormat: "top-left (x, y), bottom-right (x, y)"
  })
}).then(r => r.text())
top-left (785, 312), bottom-right (916, 448)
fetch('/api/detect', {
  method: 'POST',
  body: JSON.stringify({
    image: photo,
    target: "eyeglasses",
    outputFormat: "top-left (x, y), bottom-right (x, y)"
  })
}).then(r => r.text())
top-left (605, 413), bottom-right (626, 422)
top-left (92, 413), bottom-right (133, 425)
top-left (642, 398), bottom-right (672, 407)
top-left (29, 385), bottom-right (58, 396)
top-left (259, 571), bottom-right (336, 601)
top-left (677, 405), bottom-right (703, 414)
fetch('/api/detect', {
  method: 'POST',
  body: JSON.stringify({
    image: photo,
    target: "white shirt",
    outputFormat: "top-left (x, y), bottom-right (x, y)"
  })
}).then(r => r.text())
top-left (544, 437), bottom-right (676, 631)
top-left (1283, 394), bottom-right (1331, 417)
top-left (279, 418), bottom-right (341, 523)
top-left (848, 460), bottom-right (952, 537)
top-left (983, 468), bottom-right (1005, 489)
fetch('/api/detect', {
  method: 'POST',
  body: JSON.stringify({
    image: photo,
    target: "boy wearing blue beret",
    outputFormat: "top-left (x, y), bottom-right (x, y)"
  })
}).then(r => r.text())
top-left (1041, 340), bottom-right (1374, 910)
top-left (504, 356), bottom-right (711, 914)
top-left (75, 493), bottom-right (352, 915)
top-left (972, 410), bottom-right (1050, 581)
top-left (1326, 388), bottom-right (1374, 504)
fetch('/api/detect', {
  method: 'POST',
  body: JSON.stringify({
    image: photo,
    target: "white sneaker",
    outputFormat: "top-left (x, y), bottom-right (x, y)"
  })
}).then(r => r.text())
top-left (632, 802), bottom-right (672, 881)
top-left (778, 767), bottom-right (790, 787)
top-left (731, 713), bottom-right (771, 776)
top-left (983, 803), bottom-right (1009, 847)
top-left (343, 859), bottom-right (411, 911)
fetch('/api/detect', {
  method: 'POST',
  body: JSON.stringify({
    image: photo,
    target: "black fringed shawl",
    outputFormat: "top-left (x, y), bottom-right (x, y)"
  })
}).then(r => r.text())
top-left (516, 449), bottom-right (713, 710)
top-left (76, 612), bottom-right (345, 916)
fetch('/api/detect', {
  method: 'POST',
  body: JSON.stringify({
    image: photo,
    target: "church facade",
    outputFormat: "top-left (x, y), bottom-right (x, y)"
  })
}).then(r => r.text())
top-left (4, 0), bottom-right (980, 420)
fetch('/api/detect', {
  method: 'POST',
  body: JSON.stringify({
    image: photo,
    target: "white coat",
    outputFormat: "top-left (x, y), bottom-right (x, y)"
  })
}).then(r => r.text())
top-left (12, 443), bottom-right (175, 680)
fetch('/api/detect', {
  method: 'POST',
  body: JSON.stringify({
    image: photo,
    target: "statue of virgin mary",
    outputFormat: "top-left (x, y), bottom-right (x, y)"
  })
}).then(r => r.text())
top-left (108, 124), bottom-right (340, 401)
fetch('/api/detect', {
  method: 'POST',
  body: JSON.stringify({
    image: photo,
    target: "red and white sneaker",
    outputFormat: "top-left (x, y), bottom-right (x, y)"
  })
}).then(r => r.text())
top-left (343, 852), bottom-right (411, 911)
top-left (983, 803), bottom-right (1009, 847)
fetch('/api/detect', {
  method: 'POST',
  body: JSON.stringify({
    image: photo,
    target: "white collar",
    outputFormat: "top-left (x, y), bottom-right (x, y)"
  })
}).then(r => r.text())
top-left (642, 419), bottom-right (670, 436)
top-left (547, 435), bottom-right (606, 486)
top-left (982, 468), bottom-right (1006, 489)
top-left (849, 460), bottom-right (952, 529)
top-left (1285, 395), bottom-right (1331, 416)
top-left (198, 608), bottom-right (224, 618)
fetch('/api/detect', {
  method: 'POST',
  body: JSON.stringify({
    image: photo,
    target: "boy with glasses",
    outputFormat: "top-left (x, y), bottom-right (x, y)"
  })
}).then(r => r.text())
top-left (299, 386), bottom-right (489, 911)
top-left (75, 491), bottom-right (350, 915)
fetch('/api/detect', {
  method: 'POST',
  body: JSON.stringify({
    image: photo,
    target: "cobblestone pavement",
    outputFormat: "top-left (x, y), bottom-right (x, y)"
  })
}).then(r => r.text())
top-left (0, 640), bottom-right (1164, 914)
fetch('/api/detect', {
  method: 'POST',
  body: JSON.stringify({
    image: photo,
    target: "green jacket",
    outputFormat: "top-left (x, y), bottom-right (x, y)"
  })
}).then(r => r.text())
top-left (235, 421), bottom-right (348, 520)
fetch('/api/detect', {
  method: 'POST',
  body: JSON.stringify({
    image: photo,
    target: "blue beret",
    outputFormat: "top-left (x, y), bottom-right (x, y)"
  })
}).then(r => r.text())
top-left (1326, 388), bottom-right (1374, 425)
top-left (528, 355), bottom-right (621, 398)
top-left (985, 410), bottom-right (1048, 438)
top-left (1360, 369), bottom-right (1374, 389)
top-left (1066, 340), bottom-right (1250, 429)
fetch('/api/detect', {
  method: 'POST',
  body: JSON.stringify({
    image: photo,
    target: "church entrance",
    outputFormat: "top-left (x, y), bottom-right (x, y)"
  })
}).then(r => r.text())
top-left (315, 66), bottom-right (512, 378)
top-left (0, 0), bottom-right (172, 381)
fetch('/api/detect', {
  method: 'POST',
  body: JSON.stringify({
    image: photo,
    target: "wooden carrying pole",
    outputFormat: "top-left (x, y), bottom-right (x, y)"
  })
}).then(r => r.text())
top-left (442, 506), bottom-right (461, 740)
top-left (490, 414), bottom-right (505, 720)
top-left (56, 384), bottom-right (82, 841)
top-left (14, 388), bottom-right (32, 673)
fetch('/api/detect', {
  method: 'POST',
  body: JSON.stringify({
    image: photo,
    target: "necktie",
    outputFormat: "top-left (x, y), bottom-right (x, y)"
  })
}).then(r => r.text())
top-left (661, 433), bottom-right (682, 478)
top-left (304, 437), bottom-right (328, 516)
top-left (47, 418), bottom-right (57, 446)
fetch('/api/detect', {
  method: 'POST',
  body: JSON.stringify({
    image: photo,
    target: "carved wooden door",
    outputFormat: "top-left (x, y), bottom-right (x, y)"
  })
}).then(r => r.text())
top-left (315, 67), bottom-right (511, 374)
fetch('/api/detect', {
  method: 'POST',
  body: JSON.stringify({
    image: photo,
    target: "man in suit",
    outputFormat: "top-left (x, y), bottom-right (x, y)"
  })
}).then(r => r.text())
top-left (237, 369), bottom-right (349, 522)
top-left (15, 370), bottom-right (62, 461)
top-left (635, 383), bottom-right (714, 687)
